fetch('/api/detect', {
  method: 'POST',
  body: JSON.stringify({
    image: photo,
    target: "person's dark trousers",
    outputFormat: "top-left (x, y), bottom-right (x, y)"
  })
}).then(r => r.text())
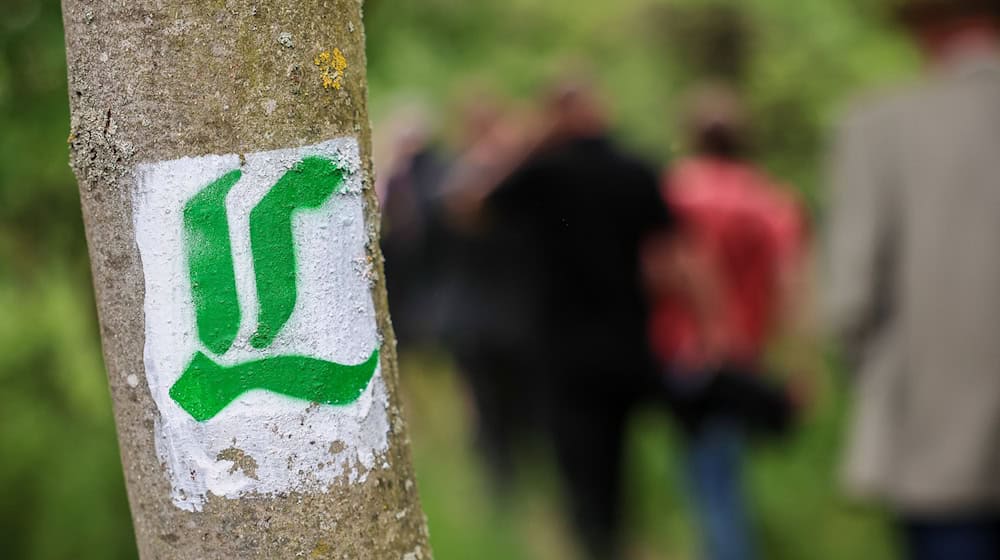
top-left (454, 344), bottom-right (536, 497)
top-left (902, 515), bottom-right (1000, 560)
top-left (544, 376), bottom-right (630, 560)
top-left (549, 399), bottom-right (627, 560)
top-left (685, 418), bottom-right (756, 560)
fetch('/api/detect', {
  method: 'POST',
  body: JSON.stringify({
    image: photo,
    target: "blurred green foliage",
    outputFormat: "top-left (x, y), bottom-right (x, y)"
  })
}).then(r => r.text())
top-left (1, 0), bottom-right (916, 558)
top-left (0, 0), bottom-right (136, 558)
top-left (366, 0), bottom-right (918, 207)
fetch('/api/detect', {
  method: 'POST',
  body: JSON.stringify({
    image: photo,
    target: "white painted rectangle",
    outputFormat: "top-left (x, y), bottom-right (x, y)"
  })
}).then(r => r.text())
top-left (133, 138), bottom-right (388, 511)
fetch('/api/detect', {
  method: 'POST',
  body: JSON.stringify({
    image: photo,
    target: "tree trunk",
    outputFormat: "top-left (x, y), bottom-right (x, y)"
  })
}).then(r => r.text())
top-left (60, 1), bottom-right (430, 557)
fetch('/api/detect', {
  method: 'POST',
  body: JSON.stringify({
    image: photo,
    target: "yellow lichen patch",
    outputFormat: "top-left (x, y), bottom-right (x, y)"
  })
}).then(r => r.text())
top-left (311, 542), bottom-right (334, 557)
top-left (313, 48), bottom-right (348, 90)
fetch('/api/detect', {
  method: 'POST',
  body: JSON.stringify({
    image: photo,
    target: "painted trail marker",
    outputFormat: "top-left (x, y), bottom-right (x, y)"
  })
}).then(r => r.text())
top-left (134, 138), bottom-right (388, 511)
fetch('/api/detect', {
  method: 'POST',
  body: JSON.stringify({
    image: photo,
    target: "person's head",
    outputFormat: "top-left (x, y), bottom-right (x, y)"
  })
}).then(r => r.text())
top-left (894, 0), bottom-right (1000, 61)
top-left (542, 78), bottom-right (609, 141)
top-left (452, 88), bottom-right (505, 149)
top-left (682, 83), bottom-right (748, 161)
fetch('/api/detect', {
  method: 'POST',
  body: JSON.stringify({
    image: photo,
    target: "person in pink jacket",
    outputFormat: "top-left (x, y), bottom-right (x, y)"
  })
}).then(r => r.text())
top-left (646, 85), bottom-right (806, 560)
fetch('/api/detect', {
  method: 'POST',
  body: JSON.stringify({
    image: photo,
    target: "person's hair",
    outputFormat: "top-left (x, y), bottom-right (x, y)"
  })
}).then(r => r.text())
top-left (894, 0), bottom-right (1000, 27)
top-left (683, 84), bottom-right (748, 160)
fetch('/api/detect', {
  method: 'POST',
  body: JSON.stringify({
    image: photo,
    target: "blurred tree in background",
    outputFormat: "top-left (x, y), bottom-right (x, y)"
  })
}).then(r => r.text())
top-left (0, 0), bottom-right (915, 558)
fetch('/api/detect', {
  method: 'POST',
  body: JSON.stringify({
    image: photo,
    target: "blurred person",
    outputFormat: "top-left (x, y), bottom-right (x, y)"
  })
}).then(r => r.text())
top-left (377, 103), bottom-right (449, 349)
top-left (481, 80), bottom-right (676, 559)
top-left (438, 92), bottom-right (535, 225)
top-left (826, 1), bottom-right (1000, 558)
top-left (645, 85), bottom-right (806, 560)
top-left (434, 93), bottom-right (546, 494)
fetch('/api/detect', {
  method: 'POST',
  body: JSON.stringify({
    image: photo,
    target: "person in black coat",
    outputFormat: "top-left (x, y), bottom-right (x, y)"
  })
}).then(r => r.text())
top-left (486, 82), bottom-right (675, 559)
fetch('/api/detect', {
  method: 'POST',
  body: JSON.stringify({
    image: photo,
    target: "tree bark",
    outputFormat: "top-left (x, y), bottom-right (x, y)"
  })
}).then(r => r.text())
top-left (60, 1), bottom-right (430, 558)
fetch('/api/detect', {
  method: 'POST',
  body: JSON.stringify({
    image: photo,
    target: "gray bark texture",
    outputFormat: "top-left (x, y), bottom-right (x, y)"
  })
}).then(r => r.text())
top-left (60, 1), bottom-right (430, 558)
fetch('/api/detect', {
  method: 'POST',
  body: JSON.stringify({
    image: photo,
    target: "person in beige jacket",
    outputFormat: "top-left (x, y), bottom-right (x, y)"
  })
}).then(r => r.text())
top-left (826, 1), bottom-right (1000, 557)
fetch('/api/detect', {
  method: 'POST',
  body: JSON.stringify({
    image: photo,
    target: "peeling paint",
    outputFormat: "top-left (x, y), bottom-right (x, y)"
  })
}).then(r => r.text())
top-left (216, 447), bottom-right (259, 480)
